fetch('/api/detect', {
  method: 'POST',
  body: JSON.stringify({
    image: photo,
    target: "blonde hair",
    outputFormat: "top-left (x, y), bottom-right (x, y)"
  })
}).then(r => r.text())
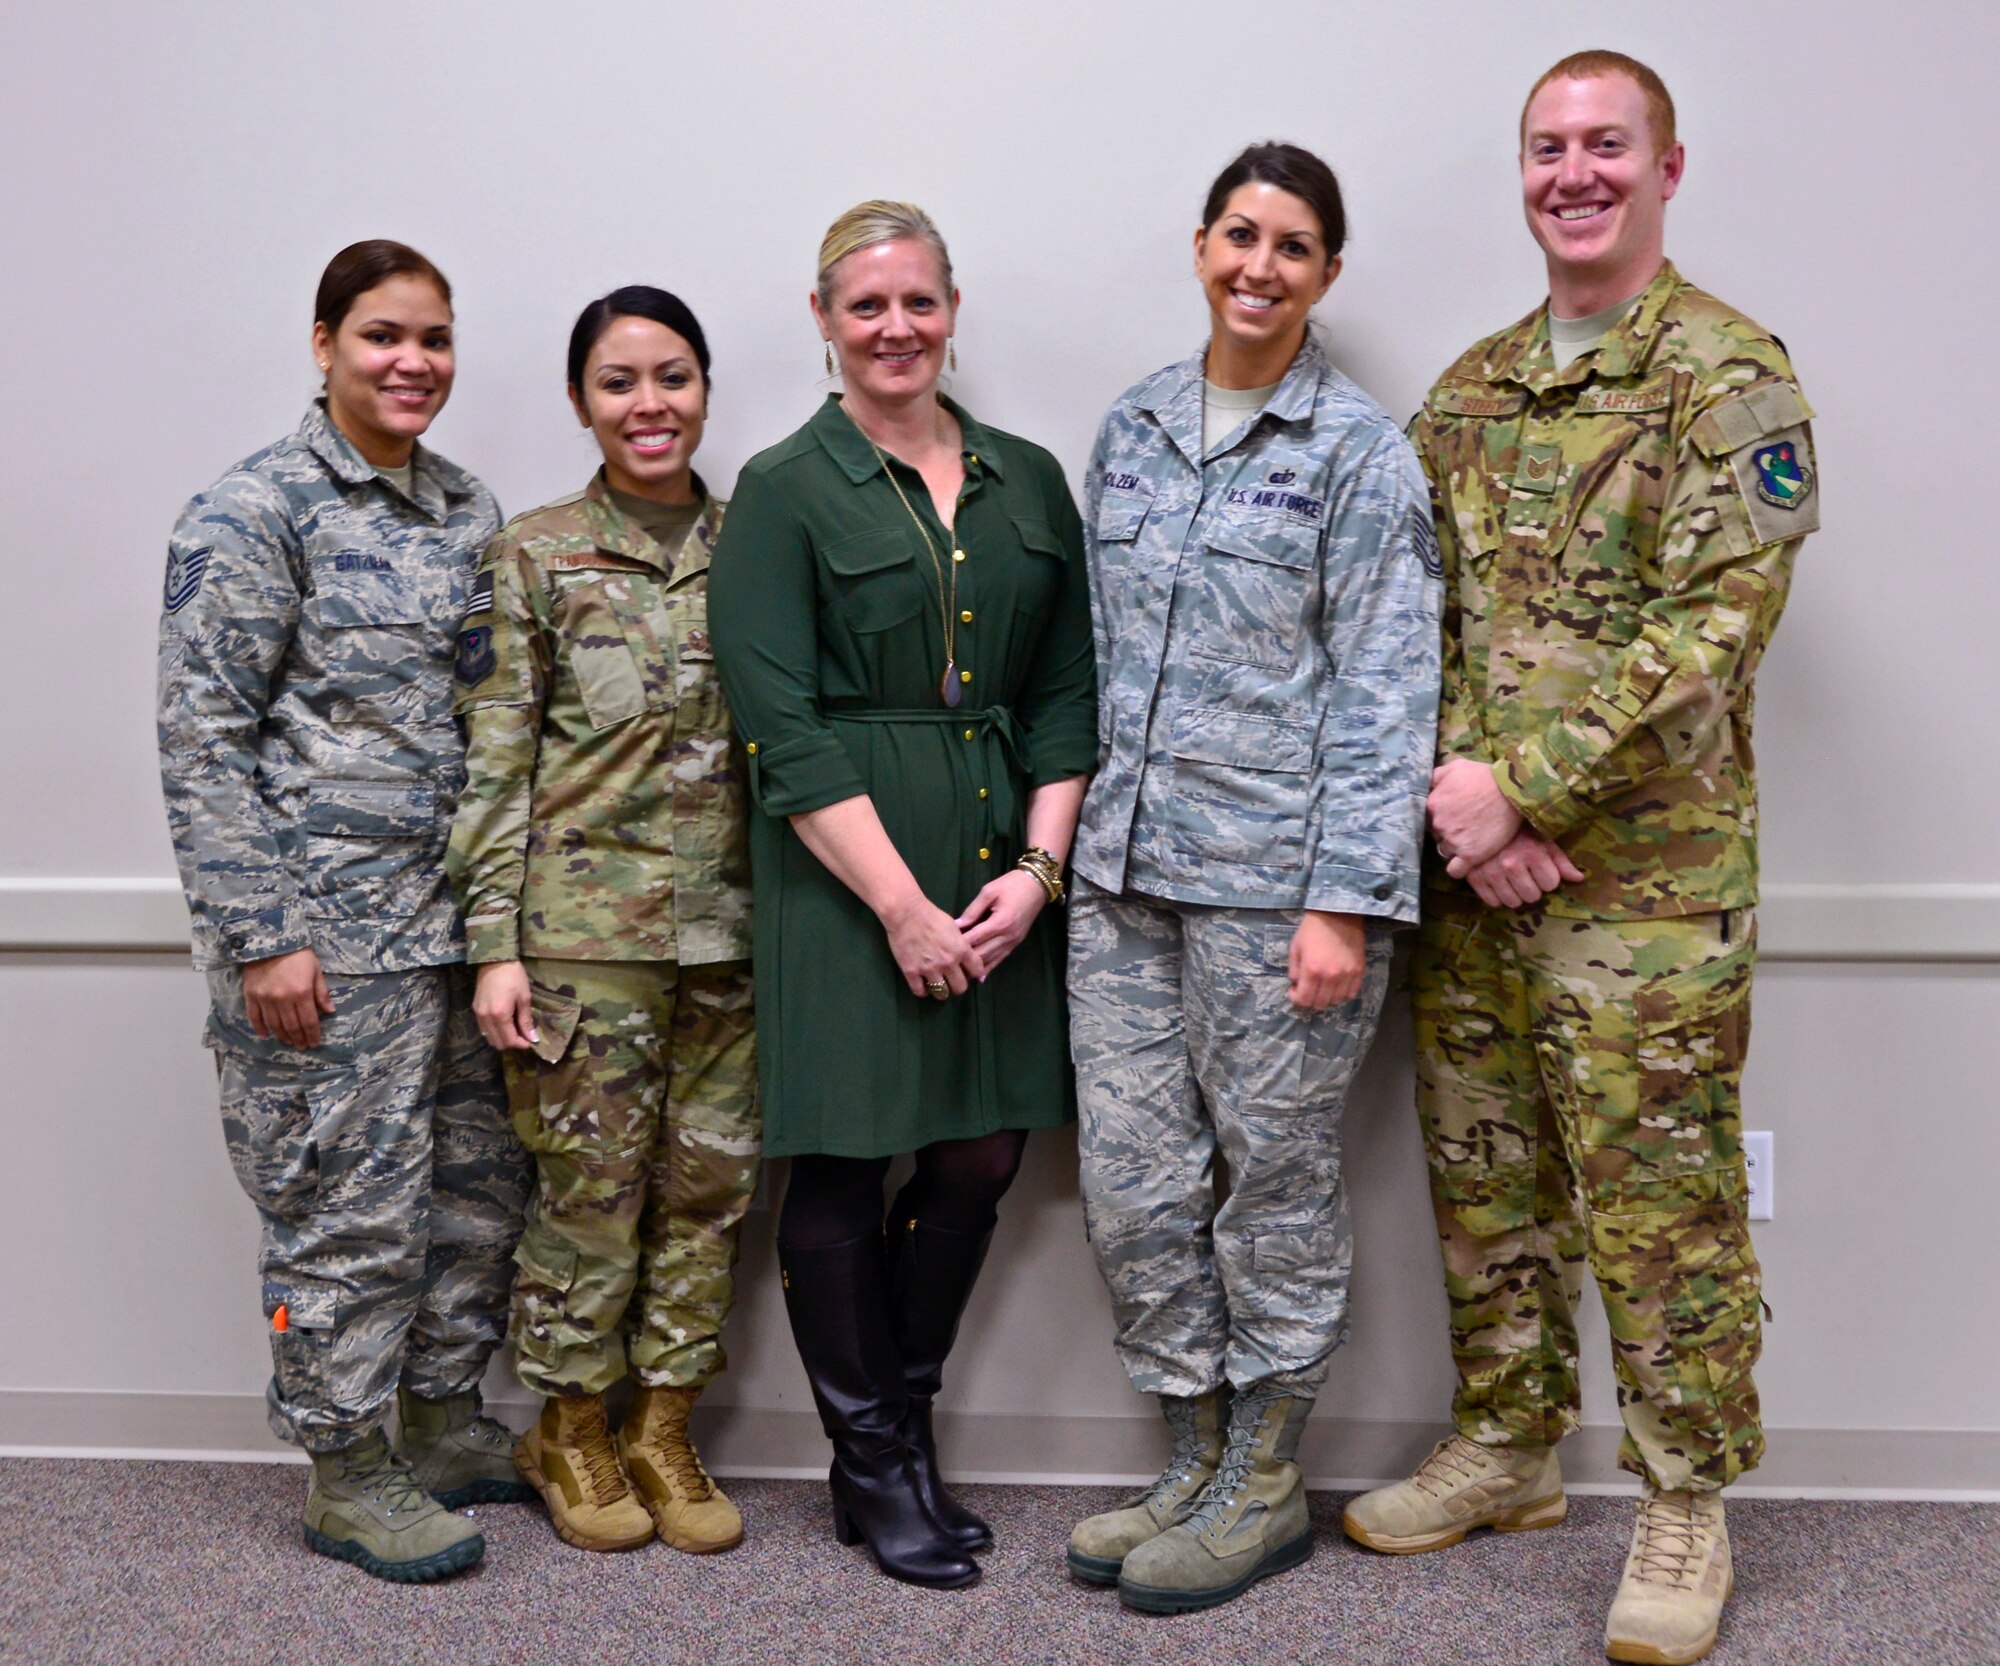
top-left (815, 200), bottom-right (954, 308)
top-left (1520, 50), bottom-right (1677, 156)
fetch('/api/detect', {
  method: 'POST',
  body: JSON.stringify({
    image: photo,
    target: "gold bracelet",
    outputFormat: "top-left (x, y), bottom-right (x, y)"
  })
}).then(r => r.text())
top-left (1016, 846), bottom-right (1065, 905)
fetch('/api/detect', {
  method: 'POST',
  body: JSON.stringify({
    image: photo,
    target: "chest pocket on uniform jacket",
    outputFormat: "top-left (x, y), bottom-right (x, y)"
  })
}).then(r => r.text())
top-left (555, 568), bottom-right (676, 730)
top-left (317, 567), bottom-right (429, 713)
top-left (1195, 515), bottom-right (1318, 670)
top-left (825, 528), bottom-right (924, 634)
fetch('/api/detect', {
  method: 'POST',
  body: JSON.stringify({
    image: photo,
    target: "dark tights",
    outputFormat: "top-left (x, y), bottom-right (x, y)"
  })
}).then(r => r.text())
top-left (779, 1129), bottom-right (1028, 1250)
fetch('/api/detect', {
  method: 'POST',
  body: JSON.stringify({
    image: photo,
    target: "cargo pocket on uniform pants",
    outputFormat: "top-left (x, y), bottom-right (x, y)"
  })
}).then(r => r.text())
top-left (511, 1227), bottom-right (586, 1375)
top-left (217, 1051), bottom-right (323, 1218)
top-left (264, 1275), bottom-right (340, 1414)
top-left (1662, 1239), bottom-right (1765, 1484)
top-left (500, 982), bottom-right (584, 1150)
top-left (1632, 934), bottom-right (1756, 1185)
top-left (1247, 1207), bottom-right (1347, 1360)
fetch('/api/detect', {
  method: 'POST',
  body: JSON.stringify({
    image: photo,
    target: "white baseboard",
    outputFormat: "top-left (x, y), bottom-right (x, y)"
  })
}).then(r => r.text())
top-left (4, 877), bottom-right (1998, 960)
top-left (2, 1390), bottom-right (1993, 1501)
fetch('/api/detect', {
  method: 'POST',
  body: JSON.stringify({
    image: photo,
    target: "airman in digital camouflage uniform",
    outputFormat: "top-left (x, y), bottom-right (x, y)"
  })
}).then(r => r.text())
top-left (158, 242), bottom-right (532, 1583)
top-left (1340, 55), bottom-right (1819, 1666)
top-left (447, 288), bottom-right (757, 1558)
top-left (1067, 145), bottom-right (1439, 1614)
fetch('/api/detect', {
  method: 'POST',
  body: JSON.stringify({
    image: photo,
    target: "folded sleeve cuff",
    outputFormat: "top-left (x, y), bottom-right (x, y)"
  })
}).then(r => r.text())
top-left (464, 914), bottom-right (521, 965)
top-left (1305, 866), bottom-right (1420, 926)
top-left (1022, 711), bottom-right (1099, 787)
top-left (1499, 739), bottom-right (1591, 840)
top-left (746, 730), bottom-right (868, 818)
top-left (213, 900), bottom-right (310, 964)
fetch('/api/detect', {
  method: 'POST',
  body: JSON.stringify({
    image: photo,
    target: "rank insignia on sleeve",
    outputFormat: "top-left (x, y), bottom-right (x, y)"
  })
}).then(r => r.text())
top-left (455, 624), bottom-right (496, 685)
top-left (464, 569), bottom-right (495, 616)
top-left (164, 544), bottom-right (211, 613)
top-left (1751, 440), bottom-right (1813, 509)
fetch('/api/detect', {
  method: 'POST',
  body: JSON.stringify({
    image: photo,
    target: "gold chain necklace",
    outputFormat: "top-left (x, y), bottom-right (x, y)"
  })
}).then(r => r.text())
top-left (857, 424), bottom-right (966, 709)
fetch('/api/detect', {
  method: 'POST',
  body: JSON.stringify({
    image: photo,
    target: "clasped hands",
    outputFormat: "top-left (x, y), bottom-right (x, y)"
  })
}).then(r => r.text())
top-left (1427, 757), bottom-right (1584, 910)
top-left (885, 870), bottom-right (1050, 1001)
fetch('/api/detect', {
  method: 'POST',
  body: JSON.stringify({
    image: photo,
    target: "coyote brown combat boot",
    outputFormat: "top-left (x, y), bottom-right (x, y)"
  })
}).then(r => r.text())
top-left (304, 1429), bottom-right (485, 1582)
top-left (1604, 1487), bottom-right (1732, 1665)
top-left (1342, 1433), bottom-right (1566, 1553)
top-left (1068, 1389), bottom-right (1227, 1584)
top-left (397, 1385), bottom-right (537, 1509)
top-left (1115, 1388), bottom-right (1315, 1614)
top-left (515, 1393), bottom-right (655, 1552)
top-left (620, 1384), bottom-right (743, 1553)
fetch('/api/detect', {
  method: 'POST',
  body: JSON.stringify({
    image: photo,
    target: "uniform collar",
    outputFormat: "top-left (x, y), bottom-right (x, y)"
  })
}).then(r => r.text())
top-left (1140, 330), bottom-right (1328, 466)
top-left (1480, 261), bottom-right (1687, 392)
top-left (810, 392), bottom-right (1007, 485)
top-left (298, 399), bottom-right (475, 513)
top-left (581, 468), bottom-right (719, 578)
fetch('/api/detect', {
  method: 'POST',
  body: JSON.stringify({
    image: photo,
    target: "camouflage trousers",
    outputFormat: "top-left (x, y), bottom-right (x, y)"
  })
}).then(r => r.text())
top-left (1413, 904), bottom-right (1764, 1492)
top-left (205, 965), bottom-right (530, 1453)
top-left (1069, 879), bottom-right (1392, 1397)
top-left (507, 959), bottom-right (759, 1397)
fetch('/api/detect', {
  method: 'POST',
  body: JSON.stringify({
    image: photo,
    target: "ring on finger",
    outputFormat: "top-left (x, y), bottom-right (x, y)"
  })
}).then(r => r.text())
top-left (925, 978), bottom-right (949, 999)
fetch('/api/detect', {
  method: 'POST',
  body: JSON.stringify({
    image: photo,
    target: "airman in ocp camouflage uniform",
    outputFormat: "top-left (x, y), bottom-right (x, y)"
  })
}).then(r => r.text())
top-left (448, 468), bottom-right (757, 1555)
top-left (159, 396), bottom-right (533, 1579)
top-left (1341, 53), bottom-right (1820, 1666)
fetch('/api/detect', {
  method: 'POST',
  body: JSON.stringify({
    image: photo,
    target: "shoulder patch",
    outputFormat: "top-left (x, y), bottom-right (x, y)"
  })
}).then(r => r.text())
top-left (1727, 424), bottom-right (1821, 547)
top-left (164, 544), bottom-right (211, 613)
top-left (455, 623), bottom-right (497, 686)
top-left (464, 568), bottom-right (495, 617)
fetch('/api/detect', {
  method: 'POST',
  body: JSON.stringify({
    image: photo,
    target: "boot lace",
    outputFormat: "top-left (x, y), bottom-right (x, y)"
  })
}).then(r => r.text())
top-left (346, 1442), bottom-right (430, 1518)
top-left (653, 1399), bottom-right (716, 1501)
top-left (1631, 1492), bottom-right (1707, 1590)
top-left (1409, 1435), bottom-right (1495, 1500)
top-left (568, 1402), bottom-right (633, 1506)
top-left (1141, 1397), bottom-right (1217, 1510)
top-left (1183, 1399), bottom-right (1273, 1533)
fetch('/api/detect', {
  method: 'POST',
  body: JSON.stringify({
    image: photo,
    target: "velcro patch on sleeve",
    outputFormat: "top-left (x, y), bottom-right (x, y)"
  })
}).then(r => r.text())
top-left (1688, 381), bottom-right (1814, 458)
top-left (463, 568), bottom-right (495, 617)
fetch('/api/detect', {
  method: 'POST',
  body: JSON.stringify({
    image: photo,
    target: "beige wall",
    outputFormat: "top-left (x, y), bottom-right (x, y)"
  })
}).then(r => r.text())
top-left (3, 1), bottom-right (1996, 1493)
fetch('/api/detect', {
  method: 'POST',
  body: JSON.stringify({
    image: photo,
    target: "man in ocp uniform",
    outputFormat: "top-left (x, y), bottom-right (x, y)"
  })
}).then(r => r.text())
top-left (1341, 51), bottom-right (1818, 1665)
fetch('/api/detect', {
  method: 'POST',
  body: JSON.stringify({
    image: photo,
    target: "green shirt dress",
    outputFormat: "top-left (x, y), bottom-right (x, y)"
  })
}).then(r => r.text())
top-left (709, 395), bottom-right (1097, 1158)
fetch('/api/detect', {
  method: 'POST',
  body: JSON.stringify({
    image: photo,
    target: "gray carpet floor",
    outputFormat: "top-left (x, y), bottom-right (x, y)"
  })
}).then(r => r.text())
top-left (3, 1460), bottom-right (1995, 1666)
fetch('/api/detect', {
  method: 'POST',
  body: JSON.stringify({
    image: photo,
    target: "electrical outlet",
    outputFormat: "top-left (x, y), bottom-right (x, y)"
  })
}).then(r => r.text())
top-left (1743, 1131), bottom-right (1774, 1221)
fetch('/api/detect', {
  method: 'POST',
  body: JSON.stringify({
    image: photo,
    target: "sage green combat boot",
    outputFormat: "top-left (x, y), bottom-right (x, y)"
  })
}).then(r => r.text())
top-left (1604, 1487), bottom-right (1733, 1665)
top-left (303, 1429), bottom-right (485, 1582)
top-left (397, 1385), bottom-right (537, 1509)
top-left (1115, 1387), bottom-right (1315, 1614)
top-left (1342, 1433), bottom-right (1565, 1554)
top-left (1068, 1389), bottom-right (1227, 1584)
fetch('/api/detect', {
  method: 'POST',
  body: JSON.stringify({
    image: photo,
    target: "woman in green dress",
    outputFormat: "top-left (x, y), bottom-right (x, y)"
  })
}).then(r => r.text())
top-left (709, 200), bottom-right (1096, 1589)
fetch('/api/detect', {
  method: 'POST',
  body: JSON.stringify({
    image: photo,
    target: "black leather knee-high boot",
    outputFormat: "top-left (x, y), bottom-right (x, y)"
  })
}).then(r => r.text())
top-left (778, 1228), bottom-right (978, 1589)
top-left (889, 1213), bottom-right (995, 1552)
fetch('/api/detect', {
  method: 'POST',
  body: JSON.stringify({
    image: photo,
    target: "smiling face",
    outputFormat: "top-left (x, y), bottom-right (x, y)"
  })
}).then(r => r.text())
top-left (569, 315), bottom-right (707, 504)
top-left (1521, 72), bottom-right (1684, 313)
top-left (311, 273), bottom-right (455, 466)
top-left (1194, 183), bottom-right (1340, 384)
top-left (811, 237), bottom-right (956, 414)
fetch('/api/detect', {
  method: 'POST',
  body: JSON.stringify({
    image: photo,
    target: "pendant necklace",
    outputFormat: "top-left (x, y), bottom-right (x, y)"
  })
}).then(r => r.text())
top-left (860, 425), bottom-right (966, 709)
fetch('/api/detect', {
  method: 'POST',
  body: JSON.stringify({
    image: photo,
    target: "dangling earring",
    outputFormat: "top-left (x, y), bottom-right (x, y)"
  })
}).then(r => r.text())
top-left (949, 340), bottom-right (958, 373)
top-left (824, 343), bottom-right (834, 376)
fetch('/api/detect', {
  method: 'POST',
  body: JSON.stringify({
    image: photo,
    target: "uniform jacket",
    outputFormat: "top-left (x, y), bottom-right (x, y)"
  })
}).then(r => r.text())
top-left (447, 473), bottom-right (752, 966)
top-left (1413, 262), bottom-right (1820, 919)
top-left (158, 402), bottom-right (499, 973)
top-left (1073, 332), bottom-right (1441, 922)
